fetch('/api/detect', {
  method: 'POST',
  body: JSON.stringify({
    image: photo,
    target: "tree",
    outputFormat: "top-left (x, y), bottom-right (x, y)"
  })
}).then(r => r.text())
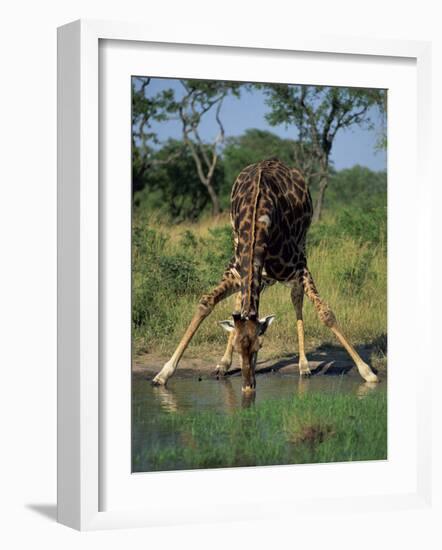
top-left (223, 129), bottom-right (299, 191)
top-left (134, 140), bottom-right (224, 222)
top-left (327, 165), bottom-right (387, 210)
top-left (131, 77), bottom-right (179, 193)
top-left (171, 80), bottom-right (241, 216)
top-left (261, 84), bottom-right (386, 221)
top-left (375, 92), bottom-right (388, 152)
top-left (132, 77), bottom-right (243, 214)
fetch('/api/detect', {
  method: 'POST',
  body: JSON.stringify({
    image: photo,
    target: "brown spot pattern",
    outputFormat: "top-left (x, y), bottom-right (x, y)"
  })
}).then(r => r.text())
top-left (230, 159), bottom-right (313, 317)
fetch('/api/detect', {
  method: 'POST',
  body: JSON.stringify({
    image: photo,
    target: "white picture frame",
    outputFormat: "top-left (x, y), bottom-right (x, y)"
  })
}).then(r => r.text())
top-left (57, 19), bottom-right (432, 531)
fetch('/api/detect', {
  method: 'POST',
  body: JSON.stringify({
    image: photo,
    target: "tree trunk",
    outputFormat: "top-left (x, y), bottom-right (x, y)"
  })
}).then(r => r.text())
top-left (312, 174), bottom-right (328, 223)
top-left (206, 177), bottom-right (221, 216)
top-left (312, 156), bottom-right (329, 223)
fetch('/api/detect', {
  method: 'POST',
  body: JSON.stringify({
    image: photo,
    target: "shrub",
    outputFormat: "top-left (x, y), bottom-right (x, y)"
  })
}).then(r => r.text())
top-left (336, 206), bottom-right (387, 245)
top-left (199, 226), bottom-right (234, 285)
top-left (132, 224), bottom-right (202, 350)
top-left (339, 249), bottom-right (377, 295)
top-left (132, 208), bottom-right (387, 356)
top-left (158, 254), bottom-right (200, 295)
top-left (307, 205), bottom-right (387, 248)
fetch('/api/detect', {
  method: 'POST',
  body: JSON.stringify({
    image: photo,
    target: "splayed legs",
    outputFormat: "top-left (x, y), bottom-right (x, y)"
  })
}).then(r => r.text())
top-left (152, 270), bottom-right (239, 386)
top-left (302, 267), bottom-right (378, 383)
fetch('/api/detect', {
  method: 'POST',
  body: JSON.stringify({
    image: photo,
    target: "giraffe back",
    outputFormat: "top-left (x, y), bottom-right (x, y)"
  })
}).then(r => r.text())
top-left (230, 158), bottom-right (313, 317)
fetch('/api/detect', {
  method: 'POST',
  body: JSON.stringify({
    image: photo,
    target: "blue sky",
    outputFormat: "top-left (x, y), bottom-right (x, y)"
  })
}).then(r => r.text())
top-left (136, 78), bottom-right (387, 172)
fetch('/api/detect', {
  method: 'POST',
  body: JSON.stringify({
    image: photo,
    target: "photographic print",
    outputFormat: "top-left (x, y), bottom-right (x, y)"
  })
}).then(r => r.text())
top-left (131, 77), bottom-right (387, 473)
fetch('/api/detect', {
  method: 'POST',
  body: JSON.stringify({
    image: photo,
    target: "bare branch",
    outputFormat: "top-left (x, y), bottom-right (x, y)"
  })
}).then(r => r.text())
top-left (215, 95), bottom-right (226, 143)
top-left (321, 90), bottom-right (340, 153)
top-left (192, 127), bottom-right (212, 170)
top-left (299, 86), bottom-right (321, 150)
top-left (331, 105), bottom-right (370, 139)
top-left (140, 77), bottom-right (151, 96)
top-left (182, 132), bottom-right (209, 187)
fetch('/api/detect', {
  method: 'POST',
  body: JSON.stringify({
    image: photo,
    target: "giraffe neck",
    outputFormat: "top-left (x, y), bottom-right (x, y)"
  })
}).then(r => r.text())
top-left (238, 167), bottom-right (267, 318)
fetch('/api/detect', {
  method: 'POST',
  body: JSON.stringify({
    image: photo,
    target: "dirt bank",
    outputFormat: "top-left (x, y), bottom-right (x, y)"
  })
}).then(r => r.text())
top-left (133, 343), bottom-right (386, 381)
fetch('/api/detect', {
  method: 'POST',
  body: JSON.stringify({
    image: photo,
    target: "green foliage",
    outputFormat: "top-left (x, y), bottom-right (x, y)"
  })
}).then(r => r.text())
top-left (132, 144), bottom-right (153, 194)
top-left (132, 77), bottom-right (177, 193)
top-left (131, 132), bottom-right (387, 355)
top-left (132, 220), bottom-right (202, 345)
top-left (326, 165), bottom-right (387, 209)
top-left (199, 226), bottom-right (234, 284)
top-left (307, 205), bottom-right (387, 248)
top-left (132, 205), bottom-right (387, 357)
top-left (132, 77), bottom-right (387, 221)
top-left (169, 79), bottom-right (242, 113)
top-left (336, 206), bottom-right (387, 244)
top-left (339, 250), bottom-right (378, 295)
top-left (259, 84), bottom-right (387, 217)
top-left (132, 215), bottom-right (236, 351)
top-left (132, 78), bottom-right (244, 217)
top-left (134, 140), bottom-right (224, 221)
top-left (133, 130), bottom-right (386, 223)
top-left (132, 391), bottom-right (387, 471)
top-left (158, 255), bottom-right (200, 295)
top-left (132, 77), bottom-right (175, 143)
top-left (311, 203), bottom-right (387, 249)
top-left (222, 129), bottom-right (297, 191)
top-left (262, 84), bottom-right (386, 146)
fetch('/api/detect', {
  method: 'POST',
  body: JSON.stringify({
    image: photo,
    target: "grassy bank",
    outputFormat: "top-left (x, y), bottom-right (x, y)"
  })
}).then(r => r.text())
top-left (132, 206), bottom-right (387, 366)
top-left (132, 390), bottom-right (387, 472)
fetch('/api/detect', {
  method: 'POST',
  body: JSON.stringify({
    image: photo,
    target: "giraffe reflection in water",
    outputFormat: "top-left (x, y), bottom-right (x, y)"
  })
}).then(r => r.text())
top-left (150, 373), bottom-right (380, 414)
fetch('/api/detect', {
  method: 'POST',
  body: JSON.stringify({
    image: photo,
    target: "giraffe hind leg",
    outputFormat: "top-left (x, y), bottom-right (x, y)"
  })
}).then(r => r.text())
top-left (152, 270), bottom-right (239, 386)
top-left (302, 268), bottom-right (378, 383)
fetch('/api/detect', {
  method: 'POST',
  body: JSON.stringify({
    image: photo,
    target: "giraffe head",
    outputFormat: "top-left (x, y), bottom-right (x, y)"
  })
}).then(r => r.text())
top-left (219, 312), bottom-right (275, 392)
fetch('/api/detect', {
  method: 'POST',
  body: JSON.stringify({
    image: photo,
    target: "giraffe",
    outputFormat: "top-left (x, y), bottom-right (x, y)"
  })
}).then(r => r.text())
top-left (152, 158), bottom-right (378, 391)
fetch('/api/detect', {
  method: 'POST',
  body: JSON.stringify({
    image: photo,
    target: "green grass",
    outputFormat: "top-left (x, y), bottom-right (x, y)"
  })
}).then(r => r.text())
top-left (132, 391), bottom-right (387, 472)
top-left (132, 207), bottom-right (387, 362)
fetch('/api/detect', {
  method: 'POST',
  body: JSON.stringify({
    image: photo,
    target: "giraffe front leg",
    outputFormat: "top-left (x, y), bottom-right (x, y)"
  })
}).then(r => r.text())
top-left (152, 302), bottom-right (211, 386)
top-left (214, 292), bottom-right (241, 376)
top-left (291, 277), bottom-right (311, 376)
top-left (214, 330), bottom-right (235, 376)
top-left (302, 268), bottom-right (378, 383)
top-left (152, 271), bottom-right (239, 386)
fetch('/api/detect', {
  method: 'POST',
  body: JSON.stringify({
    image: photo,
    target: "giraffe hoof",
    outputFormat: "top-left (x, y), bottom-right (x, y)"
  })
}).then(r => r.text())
top-left (299, 358), bottom-right (311, 376)
top-left (151, 374), bottom-right (167, 386)
top-left (363, 371), bottom-right (379, 383)
top-left (213, 362), bottom-right (229, 377)
top-left (299, 369), bottom-right (312, 377)
top-left (357, 362), bottom-right (379, 383)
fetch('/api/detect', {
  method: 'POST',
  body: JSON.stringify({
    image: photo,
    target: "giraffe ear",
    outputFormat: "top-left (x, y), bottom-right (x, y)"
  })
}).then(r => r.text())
top-left (258, 315), bottom-right (276, 335)
top-left (219, 320), bottom-right (235, 332)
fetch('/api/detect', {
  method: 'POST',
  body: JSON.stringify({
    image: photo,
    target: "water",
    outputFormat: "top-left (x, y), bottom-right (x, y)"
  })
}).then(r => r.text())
top-left (133, 373), bottom-right (383, 416)
top-left (132, 373), bottom-right (386, 472)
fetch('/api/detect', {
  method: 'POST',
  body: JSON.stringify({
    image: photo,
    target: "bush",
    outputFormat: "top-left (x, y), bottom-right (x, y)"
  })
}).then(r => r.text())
top-left (133, 140), bottom-right (224, 222)
top-left (158, 254), bottom-right (200, 295)
top-left (199, 226), bottom-right (234, 285)
top-left (325, 166), bottom-right (387, 210)
top-left (339, 250), bottom-right (377, 295)
top-left (132, 223), bottom-right (203, 349)
top-left (307, 205), bottom-right (387, 248)
top-left (336, 206), bottom-right (387, 245)
top-left (132, 200), bottom-right (387, 356)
